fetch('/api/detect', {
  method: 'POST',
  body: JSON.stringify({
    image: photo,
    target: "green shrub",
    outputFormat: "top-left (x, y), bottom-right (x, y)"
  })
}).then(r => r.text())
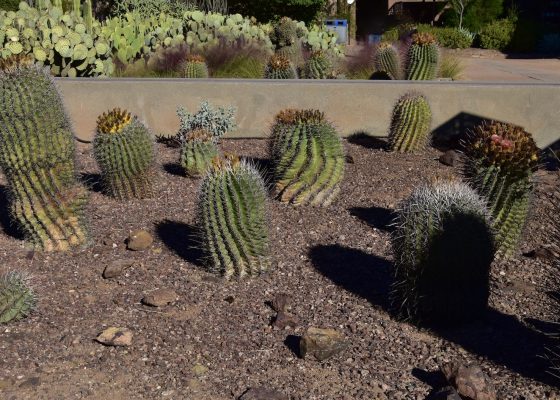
top-left (229, 0), bottom-right (327, 24)
top-left (478, 18), bottom-right (515, 50)
top-left (0, 0), bottom-right (19, 11)
top-left (443, 0), bottom-right (505, 32)
top-left (417, 25), bottom-right (473, 49)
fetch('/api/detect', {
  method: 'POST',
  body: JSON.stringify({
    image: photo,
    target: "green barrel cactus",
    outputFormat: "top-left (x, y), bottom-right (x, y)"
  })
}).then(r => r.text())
top-left (406, 33), bottom-right (439, 80)
top-left (0, 270), bottom-right (36, 324)
top-left (0, 55), bottom-right (88, 251)
top-left (391, 180), bottom-right (495, 325)
top-left (302, 51), bottom-right (332, 79)
top-left (374, 42), bottom-right (402, 80)
top-left (462, 121), bottom-right (539, 258)
top-left (93, 108), bottom-right (155, 200)
top-left (270, 109), bottom-right (345, 206)
top-left (264, 54), bottom-right (297, 79)
top-left (198, 155), bottom-right (270, 279)
top-left (180, 128), bottom-right (218, 177)
top-left (388, 92), bottom-right (432, 152)
top-left (182, 54), bottom-right (209, 78)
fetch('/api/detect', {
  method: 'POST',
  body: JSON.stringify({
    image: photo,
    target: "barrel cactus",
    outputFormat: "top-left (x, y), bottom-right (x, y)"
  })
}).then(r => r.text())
top-left (182, 54), bottom-right (209, 78)
top-left (93, 108), bottom-right (155, 200)
top-left (198, 155), bottom-right (270, 279)
top-left (302, 51), bottom-right (332, 79)
top-left (462, 121), bottom-right (539, 258)
top-left (0, 55), bottom-right (88, 251)
top-left (391, 180), bottom-right (495, 325)
top-left (264, 54), bottom-right (297, 79)
top-left (388, 92), bottom-right (432, 152)
top-left (270, 17), bottom-right (304, 67)
top-left (270, 109), bottom-right (345, 206)
top-left (406, 33), bottom-right (439, 80)
top-left (180, 128), bottom-right (218, 177)
top-left (374, 42), bottom-right (402, 80)
top-left (0, 270), bottom-right (36, 324)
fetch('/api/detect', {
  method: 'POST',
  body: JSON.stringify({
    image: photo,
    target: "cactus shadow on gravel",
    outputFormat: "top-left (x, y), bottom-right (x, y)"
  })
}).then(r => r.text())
top-left (155, 219), bottom-right (204, 267)
top-left (80, 172), bottom-right (104, 194)
top-left (349, 206), bottom-right (395, 233)
top-left (347, 132), bottom-right (388, 150)
top-left (0, 184), bottom-right (24, 240)
top-left (162, 162), bottom-right (186, 177)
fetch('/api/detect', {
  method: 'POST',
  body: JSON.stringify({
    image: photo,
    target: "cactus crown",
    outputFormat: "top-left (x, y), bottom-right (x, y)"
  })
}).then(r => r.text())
top-left (377, 41), bottom-right (393, 50)
top-left (268, 54), bottom-right (292, 70)
top-left (96, 108), bottom-right (133, 134)
top-left (0, 54), bottom-right (34, 73)
top-left (275, 109), bottom-right (325, 125)
top-left (186, 128), bottom-right (214, 142)
top-left (412, 32), bottom-right (437, 46)
top-left (211, 153), bottom-right (241, 171)
top-left (185, 54), bottom-right (206, 64)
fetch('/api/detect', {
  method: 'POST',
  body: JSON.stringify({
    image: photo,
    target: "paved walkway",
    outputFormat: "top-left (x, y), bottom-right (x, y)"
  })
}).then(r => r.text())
top-left (457, 54), bottom-right (560, 82)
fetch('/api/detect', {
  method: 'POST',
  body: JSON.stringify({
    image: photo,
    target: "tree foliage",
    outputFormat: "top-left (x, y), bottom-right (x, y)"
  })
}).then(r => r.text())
top-left (228, 0), bottom-right (327, 24)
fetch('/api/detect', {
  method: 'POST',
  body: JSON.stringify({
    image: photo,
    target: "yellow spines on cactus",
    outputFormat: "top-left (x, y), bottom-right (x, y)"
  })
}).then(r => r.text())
top-left (0, 54), bottom-right (35, 73)
top-left (96, 108), bottom-right (133, 134)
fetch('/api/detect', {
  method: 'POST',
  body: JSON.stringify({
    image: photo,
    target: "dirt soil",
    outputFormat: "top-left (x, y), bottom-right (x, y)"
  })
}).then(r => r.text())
top-left (0, 138), bottom-right (558, 400)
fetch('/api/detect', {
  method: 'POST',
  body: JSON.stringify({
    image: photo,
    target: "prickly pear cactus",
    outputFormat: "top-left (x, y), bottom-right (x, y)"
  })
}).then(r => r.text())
top-left (198, 155), bottom-right (270, 279)
top-left (391, 181), bottom-right (495, 325)
top-left (302, 51), bottom-right (332, 79)
top-left (0, 271), bottom-right (36, 324)
top-left (93, 108), bottom-right (155, 200)
top-left (182, 54), bottom-right (209, 78)
top-left (406, 33), bottom-right (439, 80)
top-left (270, 109), bottom-right (345, 206)
top-left (180, 128), bottom-right (218, 177)
top-left (264, 54), bottom-right (297, 79)
top-left (388, 92), bottom-right (432, 152)
top-left (374, 42), bottom-right (402, 80)
top-left (0, 55), bottom-right (88, 251)
top-left (462, 121), bottom-right (539, 258)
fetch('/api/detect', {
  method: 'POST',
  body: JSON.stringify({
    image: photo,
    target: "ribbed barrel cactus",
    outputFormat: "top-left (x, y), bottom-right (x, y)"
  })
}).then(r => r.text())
top-left (270, 16), bottom-right (304, 67)
top-left (93, 108), bottom-right (155, 200)
top-left (270, 109), bottom-right (345, 206)
top-left (302, 51), bottom-right (332, 79)
top-left (374, 42), bottom-right (402, 80)
top-left (182, 54), bottom-right (209, 78)
top-left (198, 155), bottom-right (270, 279)
top-left (391, 181), bottom-right (495, 325)
top-left (0, 55), bottom-right (88, 251)
top-left (388, 92), bottom-right (432, 152)
top-left (0, 271), bottom-right (36, 324)
top-left (180, 128), bottom-right (218, 177)
top-left (406, 33), bottom-right (439, 80)
top-left (264, 54), bottom-right (298, 79)
top-left (462, 121), bottom-right (539, 258)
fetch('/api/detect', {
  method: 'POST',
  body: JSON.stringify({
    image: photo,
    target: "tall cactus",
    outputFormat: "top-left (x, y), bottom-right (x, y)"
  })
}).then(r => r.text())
top-left (270, 109), bottom-right (345, 206)
top-left (391, 181), bottom-right (495, 325)
top-left (302, 51), bottom-right (332, 79)
top-left (198, 155), bottom-right (270, 279)
top-left (0, 271), bottom-right (36, 324)
top-left (93, 108), bottom-right (155, 200)
top-left (182, 54), bottom-right (209, 78)
top-left (0, 55), bottom-right (88, 251)
top-left (264, 54), bottom-right (297, 79)
top-left (180, 128), bottom-right (218, 177)
top-left (406, 33), bottom-right (439, 80)
top-left (270, 16), bottom-right (304, 67)
top-left (462, 121), bottom-right (539, 258)
top-left (388, 92), bottom-right (432, 153)
top-left (374, 42), bottom-right (402, 80)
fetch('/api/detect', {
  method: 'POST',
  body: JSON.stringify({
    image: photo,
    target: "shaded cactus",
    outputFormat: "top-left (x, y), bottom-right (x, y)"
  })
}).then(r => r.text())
top-left (391, 180), bottom-right (495, 325)
top-left (182, 54), bottom-right (209, 78)
top-left (406, 33), bottom-right (439, 80)
top-left (388, 92), bottom-right (432, 152)
top-left (264, 54), bottom-right (297, 79)
top-left (0, 271), bottom-right (36, 324)
top-left (198, 155), bottom-right (270, 279)
top-left (374, 42), bottom-right (402, 80)
top-left (270, 109), bottom-right (345, 206)
top-left (270, 17), bottom-right (304, 67)
top-left (462, 121), bottom-right (539, 258)
top-left (0, 55), bottom-right (88, 251)
top-left (180, 128), bottom-right (218, 177)
top-left (302, 51), bottom-right (332, 79)
top-left (93, 108), bottom-right (155, 200)
top-left (275, 44), bottom-right (304, 68)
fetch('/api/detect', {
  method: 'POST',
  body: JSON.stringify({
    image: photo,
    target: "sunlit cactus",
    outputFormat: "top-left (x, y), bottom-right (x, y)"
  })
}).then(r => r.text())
top-left (406, 33), bottom-right (439, 80)
top-left (180, 128), bottom-right (218, 177)
top-left (0, 271), bottom-right (36, 324)
top-left (264, 54), bottom-right (298, 79)
top-left (388, 92), bottom-right (432, 152)
top-left (182, 54), bottom-right (209, 78)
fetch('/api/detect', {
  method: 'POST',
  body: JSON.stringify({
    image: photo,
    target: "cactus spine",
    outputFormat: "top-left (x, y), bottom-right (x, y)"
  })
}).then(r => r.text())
top-left (391, 181), bottom-right (495, 325)
top-left (182, 54), bottom-right (209, 78)
top-left (0, 271), bottom-right (36, 324)
top-left (180, 128), bottom-right (218, 177)
top-left (198, 155), bottom-right (270, 279)
top-left (93, 108), bottom-right (155, 200)
top-left (374, 42), bottom-right (402, 80)
top-left (270, 109), bottom-right (345, 206)
top-left (303, 51), bottom-right (332, 79)
top-left (406, 33), bottom-right (439, 80)
top-left (388, 92), bottom-right (432, 152)
top-left (0, 55), bottom-right (88, 251)
top-left (264, 54), bottom-right (298, 79)
top-left (462, 121), bottom-right (539, 258)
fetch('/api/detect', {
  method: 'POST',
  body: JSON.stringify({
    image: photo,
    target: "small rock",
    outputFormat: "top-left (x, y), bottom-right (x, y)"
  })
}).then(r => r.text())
top-left (441, 362), bottom-right (496, 400)
top-left (439, 150), bottom-right (459, 167)
top-left (299, 327), bottom-right (348, 361)
top-left (430, 386), bottom-right (462, 400)
top-left (523, 246), bottom-right (556, 262)
top-left (271, 293), bottom-right (292, 312)
top-left (345, 154), bottom-right (355, 164)
top-left (224, 295), bottom-right (235, 304)
top-left (103, 259), bottom-right (135, 279)
top-left (272, 311), bottom-right (298, 329)
top-left (142, 289), bottom-right (178, 307)
top-left (126, 230), bottom-right (153, 251)
top-left (192, 363), bottom-right (208, 376)
top-left (96, 327), bottom-right (133, 347)
top-left (239, 387), bottom-right (288, 400)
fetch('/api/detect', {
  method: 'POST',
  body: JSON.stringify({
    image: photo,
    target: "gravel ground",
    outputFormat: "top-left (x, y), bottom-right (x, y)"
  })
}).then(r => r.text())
top-left (0, 138), bottom-right (558, 400)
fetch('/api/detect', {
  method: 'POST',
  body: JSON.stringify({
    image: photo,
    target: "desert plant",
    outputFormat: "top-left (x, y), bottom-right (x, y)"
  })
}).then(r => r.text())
top-left (438, 52), bottom-right (464, 80)
top-left (182, 54), bottom-right (209, 78)
top-left (270, 109), bottom-right (345, 206)
top-left (478, 18), bottom-right (516, 50)
top-left (264, 53), bottom-right (297, 79)
top-left (212, 54), bottom-right (265, 78)
top-left (0, 270), bottom-right (36, 324)
top-left (0, 55), bottom-right (88, 251)
top-left (388, 92), bottom-right (432, 153)
top-left (406, 33), bottom-right (440, 80)
top-left (462, 121), bottom-right (539, 258)
top-left (177, 100), bottom-right (236, 141)
top-left (302, 50), bottom-right (331, 79)
top-left (373, 42), bottom-right (402, 80)
top-left (93, 108), bottom-right (155, 200)
top-left (270, 16), bottom-right (304, 66)
top-left (180, 128), bottom-right (218, 177)
top-left (198, 154), bottom-right (270, 279)
top-left (391, 180), bottom-right (495, 325)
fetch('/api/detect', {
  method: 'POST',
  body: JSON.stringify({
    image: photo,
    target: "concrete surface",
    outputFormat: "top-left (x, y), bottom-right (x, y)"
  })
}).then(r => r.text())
top-left (460, 56), bottom-right (560, 82)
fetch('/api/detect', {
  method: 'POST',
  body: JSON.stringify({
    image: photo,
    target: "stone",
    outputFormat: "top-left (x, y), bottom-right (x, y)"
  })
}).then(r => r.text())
top-left (345, 154), bottom-right (355, 164)
top-left (224, 295), bottom-right (235, 304)
top-left (431, 386), bottom-right (462, 400)
top-left (299, 327), bottom-right (348, 361)
top-left (103, 259), bottom-right (135, 279)
top-left (126, 230), bottom-right (153, 251)
top-left (271, 293), bottom-right (292, 312)
top-left (272, 311), bottom-right (298, 329)
top-left (439, 150), bottom-right (459, 167)
top-left (239, 387), bottom-right (288, 400)
top-left (192, 363), bottom-right (208, 376)
top-left (441, 362), bottom-right (496, 400)
top-left (96, 327), bottom-right (133, 347)
top-left (142, 289), bottom-right (178, 307)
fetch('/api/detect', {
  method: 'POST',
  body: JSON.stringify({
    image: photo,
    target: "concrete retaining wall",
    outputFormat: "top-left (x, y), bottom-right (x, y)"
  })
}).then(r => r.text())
top-left (57, 78), bottom-right (560, 148)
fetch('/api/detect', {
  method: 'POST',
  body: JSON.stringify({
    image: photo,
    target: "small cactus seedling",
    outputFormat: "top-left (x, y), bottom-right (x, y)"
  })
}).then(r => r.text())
top-left (406, 33), bottom-right (440, 80)
top-left (374, 42), bottom-right (402, 80)
top-left (388, 92), bottom-right (432, 152)
top-left (182, 54), bottom-right (209, 78)
top-left (198, 155), bottom-right (270, 279)
top-left (180, 128), bottom-right (219, 177)
top-left (264, 54), bottom-right (298, 79)
top-left (93, 108), bottom-right (156, 200)
top-left (0, 271), bottom-right (36, 324)
top-left (462, 121), bottom-right (539, 257)
top-left (303, 51), bottom-right (332, 79)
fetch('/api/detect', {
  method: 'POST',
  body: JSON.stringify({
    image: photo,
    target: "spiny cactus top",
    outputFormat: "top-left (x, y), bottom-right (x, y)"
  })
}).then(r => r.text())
top-left (96, 108), bottom-right (133, 134)
top-left (183, 54), bottom-right (209, 78)
top-left (374, 42), bottom-right (402, 80)
top-left (265, 54), bottom-right (298, 79)
top-left (406, 32), bottom-right (439, 80)
top-left (0, 271), bottom-right (36, 324)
